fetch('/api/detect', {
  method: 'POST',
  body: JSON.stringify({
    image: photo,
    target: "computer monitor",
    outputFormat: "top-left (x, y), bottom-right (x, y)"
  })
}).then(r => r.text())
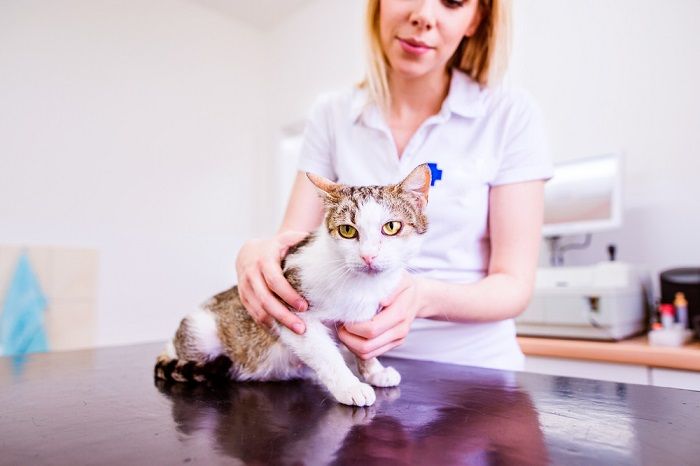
top-left (542, 153), bottom-right (623, 238)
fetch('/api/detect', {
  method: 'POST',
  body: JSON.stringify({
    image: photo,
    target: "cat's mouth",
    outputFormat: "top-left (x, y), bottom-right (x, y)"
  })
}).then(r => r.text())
top-left (358, 265), bottom-right (384, 275)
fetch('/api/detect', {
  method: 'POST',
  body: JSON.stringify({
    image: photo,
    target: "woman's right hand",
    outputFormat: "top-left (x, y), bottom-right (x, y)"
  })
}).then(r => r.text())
top-left (235, 230), bottom-right (309, 334)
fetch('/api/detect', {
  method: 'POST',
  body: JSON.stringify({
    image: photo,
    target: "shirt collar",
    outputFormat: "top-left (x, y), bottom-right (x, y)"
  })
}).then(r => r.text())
top-left (443, 69), bottom-right (486, 118)
top-left (350, 69), bottom-right (486, 127)
top-left (350, 86), bottom-right (370, 125)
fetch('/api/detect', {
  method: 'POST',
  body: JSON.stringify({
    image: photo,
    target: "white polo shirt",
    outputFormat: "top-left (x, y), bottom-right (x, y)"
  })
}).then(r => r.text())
top-left (297, 70), bottom-right (553, 370)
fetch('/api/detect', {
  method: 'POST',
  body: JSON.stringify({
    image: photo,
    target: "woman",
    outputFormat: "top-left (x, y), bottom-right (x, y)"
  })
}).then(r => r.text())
top-left (236, 0), bottom-right (552, 370)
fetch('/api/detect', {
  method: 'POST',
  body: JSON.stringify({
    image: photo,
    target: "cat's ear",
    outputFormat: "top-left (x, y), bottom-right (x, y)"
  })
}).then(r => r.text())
top-left (398, 164), bottom-right (431, 209)
top-left (306, 172), bottom-right (340, 200)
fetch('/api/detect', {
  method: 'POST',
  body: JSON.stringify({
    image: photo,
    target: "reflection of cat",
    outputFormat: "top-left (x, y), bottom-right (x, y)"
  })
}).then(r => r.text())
top-left (155, 165), bottom-right (431, 406)
top-left (154, 379), bottom-right (388, 465)
top-left (154, 365), bottom-right (547, 466)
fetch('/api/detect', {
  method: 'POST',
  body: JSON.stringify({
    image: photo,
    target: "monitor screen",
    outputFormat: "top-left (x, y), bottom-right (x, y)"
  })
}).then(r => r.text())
top-left (542, 153), bottom-right (622, 237)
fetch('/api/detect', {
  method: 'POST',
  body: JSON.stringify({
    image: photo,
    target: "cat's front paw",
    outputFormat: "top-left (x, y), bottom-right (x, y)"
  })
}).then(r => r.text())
top-left (332, 381), bottom-right (376, 407)
top-left (365, 366), bottom-right (401, 387)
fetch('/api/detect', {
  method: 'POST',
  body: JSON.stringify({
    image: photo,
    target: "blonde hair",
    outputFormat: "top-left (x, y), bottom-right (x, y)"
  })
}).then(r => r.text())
top-left (363, 0), bottom-right (511, 109)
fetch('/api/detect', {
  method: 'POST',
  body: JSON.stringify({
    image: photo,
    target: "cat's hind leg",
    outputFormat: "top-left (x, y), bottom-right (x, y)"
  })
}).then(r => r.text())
top-left (357, 357), bottom-right (401, 388)
top-left (155, 309), bottom-right (231, 383)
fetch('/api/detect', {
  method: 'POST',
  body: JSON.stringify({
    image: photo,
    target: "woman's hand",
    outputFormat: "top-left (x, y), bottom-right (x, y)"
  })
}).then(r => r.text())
top-left (235, 230), bottom-right (310, 334)
top-left (338, 272), bottom-right (425, 360)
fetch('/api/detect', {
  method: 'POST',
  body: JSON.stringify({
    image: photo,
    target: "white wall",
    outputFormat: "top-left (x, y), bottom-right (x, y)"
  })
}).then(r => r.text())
top-left (260, 0), bottom-right (366, 229)
top-left (0, 0), bottom-right (267, 346)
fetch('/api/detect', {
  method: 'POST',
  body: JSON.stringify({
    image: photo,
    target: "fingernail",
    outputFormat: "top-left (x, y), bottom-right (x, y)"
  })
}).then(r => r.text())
top-left (293, 322), bottom-right (305, 334)
top-left (296, 300), bottom-right (308, 312)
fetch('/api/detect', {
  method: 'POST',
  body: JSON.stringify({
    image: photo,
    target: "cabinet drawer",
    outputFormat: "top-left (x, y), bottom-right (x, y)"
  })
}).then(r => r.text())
top-left (524, 356), bottom-right (649, 385)
top-left (650, 368), bottom-right (700, 391)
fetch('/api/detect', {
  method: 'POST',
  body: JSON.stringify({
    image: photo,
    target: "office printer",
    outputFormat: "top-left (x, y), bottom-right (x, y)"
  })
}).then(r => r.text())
top-left (515, 262), bottom-right (650, 341)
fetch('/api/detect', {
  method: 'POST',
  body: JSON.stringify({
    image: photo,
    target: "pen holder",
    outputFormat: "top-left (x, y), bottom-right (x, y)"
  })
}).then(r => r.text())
top-left (648, 327), bottom-right (694, 347)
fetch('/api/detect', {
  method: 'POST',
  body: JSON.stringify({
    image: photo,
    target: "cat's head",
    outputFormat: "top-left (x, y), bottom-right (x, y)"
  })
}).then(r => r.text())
top-left (307, 164), bottom-right (431, 275)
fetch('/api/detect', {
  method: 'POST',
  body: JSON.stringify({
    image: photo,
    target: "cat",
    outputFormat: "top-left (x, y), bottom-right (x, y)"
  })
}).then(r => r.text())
top-left (154, 164), bottom-right (431, 406)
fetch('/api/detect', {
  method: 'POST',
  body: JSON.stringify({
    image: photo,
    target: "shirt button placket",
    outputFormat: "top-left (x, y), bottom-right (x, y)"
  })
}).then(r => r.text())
top-left (402, 128), bottom-right (424, 170)
top-left (384, 131), bottom-right (401, 174)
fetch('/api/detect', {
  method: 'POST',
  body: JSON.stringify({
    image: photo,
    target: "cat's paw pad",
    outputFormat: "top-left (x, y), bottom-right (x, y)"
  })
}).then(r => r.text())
top-left (365, 366), bottom-right (401, 387)
top-left (333, 381), bottom-right (376, 406)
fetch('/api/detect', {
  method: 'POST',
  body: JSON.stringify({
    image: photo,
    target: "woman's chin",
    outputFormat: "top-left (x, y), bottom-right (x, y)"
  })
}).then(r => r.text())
top-left (387, 60), bottom-right (443, 81)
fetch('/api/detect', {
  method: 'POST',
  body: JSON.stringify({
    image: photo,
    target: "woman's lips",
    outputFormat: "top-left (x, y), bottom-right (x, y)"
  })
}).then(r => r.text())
top-left (397, 37), bottom-right (434, 55)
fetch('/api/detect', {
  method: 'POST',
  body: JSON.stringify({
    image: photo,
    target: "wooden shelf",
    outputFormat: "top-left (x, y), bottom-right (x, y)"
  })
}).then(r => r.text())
top-left (518, 335), bottom-right (700, 371)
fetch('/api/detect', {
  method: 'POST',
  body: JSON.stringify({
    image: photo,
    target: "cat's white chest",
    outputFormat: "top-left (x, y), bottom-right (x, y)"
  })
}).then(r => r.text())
top-left (307, 273), bottom-right (399, 323)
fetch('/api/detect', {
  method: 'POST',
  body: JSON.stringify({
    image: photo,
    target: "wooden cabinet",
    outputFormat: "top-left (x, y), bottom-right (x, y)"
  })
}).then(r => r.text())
top-left (519, 336), bottom-right (700, 390)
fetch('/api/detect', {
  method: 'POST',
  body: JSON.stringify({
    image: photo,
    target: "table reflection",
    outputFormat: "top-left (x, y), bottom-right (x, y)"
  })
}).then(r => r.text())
top-left (155, 369), bottom-right (548, 465)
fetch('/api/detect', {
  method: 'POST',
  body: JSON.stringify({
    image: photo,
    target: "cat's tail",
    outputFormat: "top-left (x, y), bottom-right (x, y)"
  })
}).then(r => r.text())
top-left (154, 341), bottom-right (233, 384)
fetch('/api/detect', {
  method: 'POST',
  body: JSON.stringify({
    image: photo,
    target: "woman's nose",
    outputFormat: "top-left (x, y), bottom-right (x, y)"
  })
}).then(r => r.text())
top-left (409, 0), bottom-right (436, 31)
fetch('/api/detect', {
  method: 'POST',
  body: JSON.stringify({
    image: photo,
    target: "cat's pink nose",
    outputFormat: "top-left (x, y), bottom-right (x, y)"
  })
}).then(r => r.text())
top-left (361, 254), bottom-right (376, 266)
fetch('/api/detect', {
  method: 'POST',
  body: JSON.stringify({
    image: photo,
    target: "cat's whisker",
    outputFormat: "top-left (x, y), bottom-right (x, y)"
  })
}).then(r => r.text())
top-left (316, 267), bottom-right (354, 296)
top-left (318, 266), bottom-right (353, 283)
top-left (398, 260), bottom-right (419, 273)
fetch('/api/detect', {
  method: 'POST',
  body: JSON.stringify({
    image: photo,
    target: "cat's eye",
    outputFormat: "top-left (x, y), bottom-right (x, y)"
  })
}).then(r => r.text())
top-left (338, 225), bottom-right (358, 239)
top-left (382, 221), bottom-right (402, 236)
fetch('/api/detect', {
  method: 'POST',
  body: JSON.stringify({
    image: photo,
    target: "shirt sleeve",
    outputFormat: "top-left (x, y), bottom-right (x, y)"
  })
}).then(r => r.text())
top-left (296, 94), bottom-right (337, 180)
top-left (491, 91), bottom-right (554, 186)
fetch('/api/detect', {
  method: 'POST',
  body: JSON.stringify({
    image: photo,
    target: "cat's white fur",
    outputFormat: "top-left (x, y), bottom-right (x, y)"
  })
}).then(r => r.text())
top-left (186, 309), bottom-right (223, 357)
top-left (273, 198), bottom-right (420, 406)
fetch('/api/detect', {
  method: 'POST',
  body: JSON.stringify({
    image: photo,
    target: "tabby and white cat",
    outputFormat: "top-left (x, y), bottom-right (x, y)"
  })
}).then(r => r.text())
top-left (155, 164), bottom-right (431, 406)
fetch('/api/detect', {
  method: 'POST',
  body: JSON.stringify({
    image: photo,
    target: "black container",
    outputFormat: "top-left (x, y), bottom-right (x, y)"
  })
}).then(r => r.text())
top-left (660, 267), bottom-right (700, 336)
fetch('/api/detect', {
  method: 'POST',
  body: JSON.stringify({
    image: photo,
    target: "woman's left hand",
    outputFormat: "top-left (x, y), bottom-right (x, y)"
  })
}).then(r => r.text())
top-left (338, 272), bottom-right (425, 360)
